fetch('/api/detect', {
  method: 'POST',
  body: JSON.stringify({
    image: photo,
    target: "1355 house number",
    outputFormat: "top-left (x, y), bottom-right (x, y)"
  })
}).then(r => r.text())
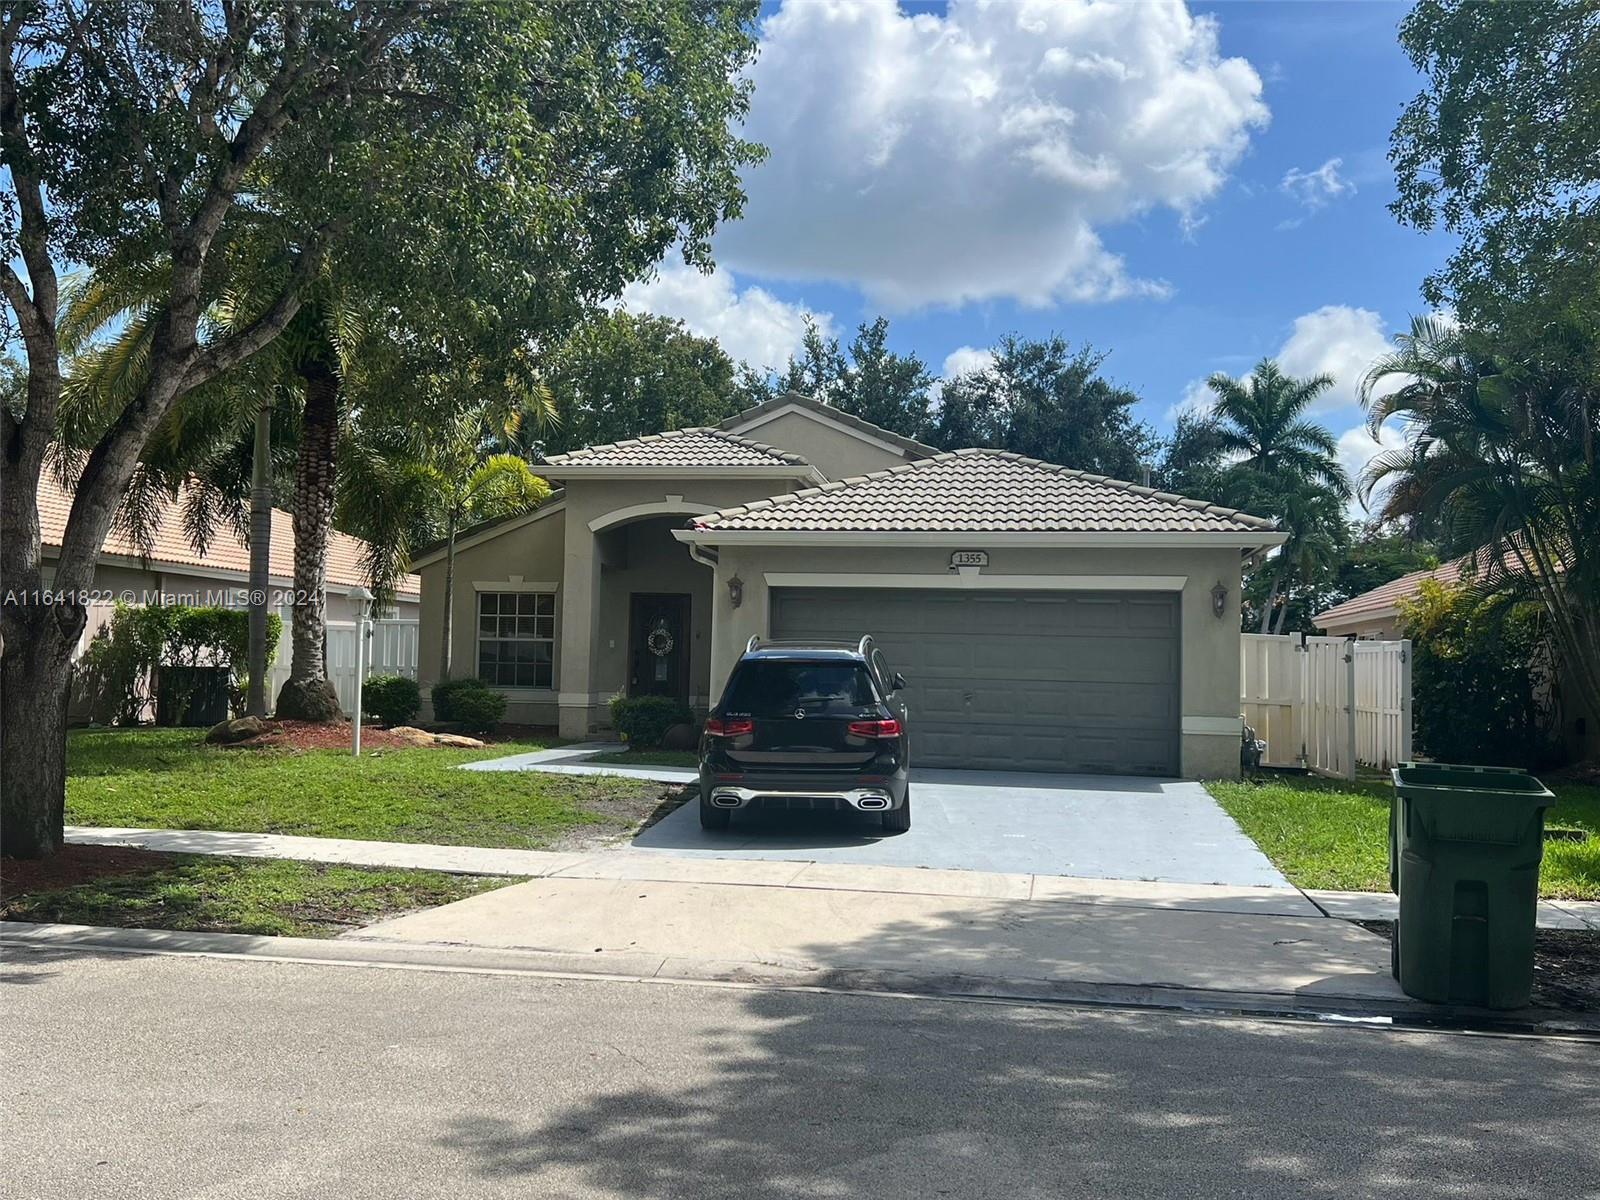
top-left (950, 550), bottom-right (988, 568)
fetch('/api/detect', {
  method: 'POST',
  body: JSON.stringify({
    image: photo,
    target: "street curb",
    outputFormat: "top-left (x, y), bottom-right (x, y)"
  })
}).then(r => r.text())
top-left (6, 920), bottom-right (1595, 1039)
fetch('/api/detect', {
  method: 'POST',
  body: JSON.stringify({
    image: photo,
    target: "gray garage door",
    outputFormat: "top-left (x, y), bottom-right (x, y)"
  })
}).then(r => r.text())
top-left (770, 588), bottom-right (1180, 776)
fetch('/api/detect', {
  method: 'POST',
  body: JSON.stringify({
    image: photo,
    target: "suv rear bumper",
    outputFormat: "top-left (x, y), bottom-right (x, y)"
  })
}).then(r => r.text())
top-left (706, 783), bottom-right (900, 812)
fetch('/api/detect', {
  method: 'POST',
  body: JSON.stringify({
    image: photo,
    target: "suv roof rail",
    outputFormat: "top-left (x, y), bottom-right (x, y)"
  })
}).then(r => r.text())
top-left (746, 634), bottom-right (761, 653)
top-left (858, 634), bottom-right (874, 658)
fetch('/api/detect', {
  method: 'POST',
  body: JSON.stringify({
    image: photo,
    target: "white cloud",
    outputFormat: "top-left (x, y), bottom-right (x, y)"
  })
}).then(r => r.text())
top-left (719, 0), bottom-right (1269, 310)
top-left (941, 345), bottom-right (995, 379)
top-left (1337, 422), bottom-right (1407, 519)
top-left (1275, 305), bottom-right (1394, 411)
top-left (1164, 377), bottom-right (1215, 423)
top-left (618, 260), bottom-right (830, 371)
top-left (1279, 157), bottom-right (1354, 210)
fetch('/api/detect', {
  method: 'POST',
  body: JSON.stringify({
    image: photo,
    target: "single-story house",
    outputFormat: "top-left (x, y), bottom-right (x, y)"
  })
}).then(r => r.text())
top-left (37, 473), bottom-right (420, 655)
top-left (412, 393), bottom-right (1286, 779)
top-left (1316, 552), bottom-right (1597, 761)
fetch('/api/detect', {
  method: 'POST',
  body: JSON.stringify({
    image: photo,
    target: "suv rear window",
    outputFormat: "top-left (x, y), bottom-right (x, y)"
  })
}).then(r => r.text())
top-left (721, 660), bottom-right (878, 717)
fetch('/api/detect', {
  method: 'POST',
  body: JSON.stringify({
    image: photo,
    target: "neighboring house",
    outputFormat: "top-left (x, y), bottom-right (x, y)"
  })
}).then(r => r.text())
top-left (1316, 551), bottom-right (1597, 761)
top-left (414, 392), bottom-right (1284, 779)
top-left (1315, 556), bottom-right (1472, 641)
top-left (36, 473), bottom-right (420, 654)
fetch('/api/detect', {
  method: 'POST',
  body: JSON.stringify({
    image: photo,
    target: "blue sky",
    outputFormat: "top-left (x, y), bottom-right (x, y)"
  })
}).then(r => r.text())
top-left (621, 0), bottom-right (1454, 504)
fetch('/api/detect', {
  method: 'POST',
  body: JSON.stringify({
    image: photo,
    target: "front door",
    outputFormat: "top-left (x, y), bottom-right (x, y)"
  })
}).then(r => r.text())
top-left (628, 593), bottom-right (691, 704)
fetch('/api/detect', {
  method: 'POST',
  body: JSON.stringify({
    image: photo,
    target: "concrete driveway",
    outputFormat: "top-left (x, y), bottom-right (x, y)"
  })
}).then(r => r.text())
top-left (632, 768), bottom-right (1288, 888)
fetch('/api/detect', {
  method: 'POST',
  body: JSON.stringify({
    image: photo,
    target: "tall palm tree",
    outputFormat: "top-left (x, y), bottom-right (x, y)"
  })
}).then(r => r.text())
top-left (1208, 360), bottom-right (1353, 632)
top-left (1361, 316), bottom-right (1600, 726)
top-left (1207, 360), bottom-right (1350, 496)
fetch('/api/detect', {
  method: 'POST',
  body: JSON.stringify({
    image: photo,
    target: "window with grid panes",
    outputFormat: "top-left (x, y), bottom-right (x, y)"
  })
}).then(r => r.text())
top-left (476, 592), bottom-right (555, 688)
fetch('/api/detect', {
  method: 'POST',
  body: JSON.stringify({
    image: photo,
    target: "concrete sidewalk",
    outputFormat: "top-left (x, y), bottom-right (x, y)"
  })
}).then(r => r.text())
top-left (65, 825), bottom-right (1598, 929)
top-left (351, 872), bottom-right (1406, 1004)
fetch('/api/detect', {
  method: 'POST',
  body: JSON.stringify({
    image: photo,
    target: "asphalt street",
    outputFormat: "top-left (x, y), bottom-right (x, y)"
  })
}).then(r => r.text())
top-left (4, 947), bottom-right (1596, 1199)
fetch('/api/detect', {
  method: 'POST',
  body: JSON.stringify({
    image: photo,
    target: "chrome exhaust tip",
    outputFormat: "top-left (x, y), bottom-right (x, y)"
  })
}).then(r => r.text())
top-left (853, 794), bottom-right (890, 811)
top-left (709, 790), bottom-right (743, 808)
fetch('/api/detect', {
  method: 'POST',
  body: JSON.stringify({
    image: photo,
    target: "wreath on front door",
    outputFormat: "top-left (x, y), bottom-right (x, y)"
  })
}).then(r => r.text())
top-left (646, 618), bottom-right (675, 658)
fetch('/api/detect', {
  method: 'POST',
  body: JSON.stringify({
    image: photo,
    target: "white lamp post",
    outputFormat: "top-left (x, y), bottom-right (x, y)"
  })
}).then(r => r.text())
top-left (349, 586), bottom-right (373, 757)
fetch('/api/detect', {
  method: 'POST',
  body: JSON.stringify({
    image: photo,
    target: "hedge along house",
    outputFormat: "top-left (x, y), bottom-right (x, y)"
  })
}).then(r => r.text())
top-left (412, 393), bottom-right (1285, 778)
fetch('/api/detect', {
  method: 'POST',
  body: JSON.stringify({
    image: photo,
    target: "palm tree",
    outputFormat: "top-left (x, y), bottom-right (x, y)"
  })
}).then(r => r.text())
top-left (340, 400), bottom-right (552, 681)
top-left (1208, 360), bottom-right (1352, 632)
top-left (1207, 360), bottom-right (1350, 496)
top-left (1361, 316), bottom-right (1600, 727)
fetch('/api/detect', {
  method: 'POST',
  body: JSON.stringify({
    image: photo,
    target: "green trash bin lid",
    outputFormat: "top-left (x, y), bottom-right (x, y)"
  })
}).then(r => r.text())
top-left (1390, 761), bottom-right (1555, 845)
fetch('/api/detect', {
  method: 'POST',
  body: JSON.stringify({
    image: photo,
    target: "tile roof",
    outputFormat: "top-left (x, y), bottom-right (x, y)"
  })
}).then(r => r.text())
top-left (1315, 555), bottom-right (1470, 628)
top-left (37, 472), bottom-right (420, 597)
top-left (718, 391), bottom-right (938, 458)
top-left (540, 426), bottom-right (813, 471)
top-left (691, 449), bottom-right (1280, 535)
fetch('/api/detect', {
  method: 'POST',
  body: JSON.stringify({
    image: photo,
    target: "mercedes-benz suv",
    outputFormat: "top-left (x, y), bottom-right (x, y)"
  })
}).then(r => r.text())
top-left (698, 637), bottom-right (911, 833)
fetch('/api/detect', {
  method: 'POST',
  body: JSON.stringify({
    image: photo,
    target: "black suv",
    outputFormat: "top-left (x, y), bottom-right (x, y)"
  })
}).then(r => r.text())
top-left (698, 636), bottom-right (911, 833)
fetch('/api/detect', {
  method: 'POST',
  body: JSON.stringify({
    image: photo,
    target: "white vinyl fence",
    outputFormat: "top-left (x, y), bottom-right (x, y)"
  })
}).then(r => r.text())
top-left (1241, 632), bottom-right (1412, 778)
top-left (268, 618), bottom-right (419, 716)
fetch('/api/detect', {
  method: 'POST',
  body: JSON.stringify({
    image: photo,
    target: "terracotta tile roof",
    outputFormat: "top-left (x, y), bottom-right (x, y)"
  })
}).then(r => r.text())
top-left (1315, 555), bottom-right (1472, 628)
top-left (691, 449), bottom-right (1280, 535)
top-left (718, 391), bottom-right (937, 459)
top-left (540, 427), bottom-right (813, 471)
top-left (36, 473), bottom-right (420, 597)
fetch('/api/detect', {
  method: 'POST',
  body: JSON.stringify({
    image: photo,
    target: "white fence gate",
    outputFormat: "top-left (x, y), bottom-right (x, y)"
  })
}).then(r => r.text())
top-left (1241, 633), bottom-right (1412, 778)
top-left (268, 618), bottom-right (419, 716)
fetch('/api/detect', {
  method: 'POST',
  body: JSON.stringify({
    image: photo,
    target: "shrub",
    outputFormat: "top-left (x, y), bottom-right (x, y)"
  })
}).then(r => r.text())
top-left (1399, 580), bottom-right (1559, 768)
top-left (450, 685), bottom-right (507, 734)
top-left (363, 675), bottom-right (421, 727)
top-left (609, 695), bottom-right (692, 749)
top-left (73, 603), bottom-right (281, 725)
top-left (429, 676), bottom-right (486, 723)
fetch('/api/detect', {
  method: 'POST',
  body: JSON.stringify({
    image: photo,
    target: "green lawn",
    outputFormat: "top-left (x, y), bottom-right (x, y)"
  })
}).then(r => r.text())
top-left (2, 854), bottom-right (513, 937)
top-left (1208, 772), bottom-right (1600, 900)
top-left (584, 748), bottom-right (699, 768)
top-left (67, 728), bottom-right (672, 849)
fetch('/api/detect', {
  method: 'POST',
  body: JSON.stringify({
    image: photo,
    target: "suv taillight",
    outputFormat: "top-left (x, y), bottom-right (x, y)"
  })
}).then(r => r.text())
top-left (705, 716), bottom-right (754, 737)
top-left (847, 718), bottom-right (901, 738)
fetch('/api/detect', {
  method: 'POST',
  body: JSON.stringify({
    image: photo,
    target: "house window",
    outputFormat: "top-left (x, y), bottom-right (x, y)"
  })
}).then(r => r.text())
top-left (477, 592), bottom-right (555, 688)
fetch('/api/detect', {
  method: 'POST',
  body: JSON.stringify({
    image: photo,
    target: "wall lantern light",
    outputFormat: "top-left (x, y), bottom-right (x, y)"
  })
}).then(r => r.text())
top-left (1211, 580), bottom-right (1228, 620)
top-left (728, 575), bottom-right (744, 609)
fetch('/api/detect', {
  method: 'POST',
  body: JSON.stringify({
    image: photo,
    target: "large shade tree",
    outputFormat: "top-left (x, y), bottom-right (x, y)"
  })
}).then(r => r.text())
top-left (1, 0), bottom-right (762, 858)
top-left (933, 334), bottom-right (1159, 478)
top-left (538, 311), bottom-right (743, 456)
top-left (1392, 0), bottom-right (1600, 360)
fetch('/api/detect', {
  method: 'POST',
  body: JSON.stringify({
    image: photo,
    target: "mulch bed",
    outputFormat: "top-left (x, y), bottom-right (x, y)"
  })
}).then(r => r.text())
top-left (225, 719), bottom-right (423, 753)
top-left (1, 844), bottom-right (178, 904)
top-left (1354, 919), bottom-right (1600, 1013)
top-left (224, 719), bottom-right (559, 753)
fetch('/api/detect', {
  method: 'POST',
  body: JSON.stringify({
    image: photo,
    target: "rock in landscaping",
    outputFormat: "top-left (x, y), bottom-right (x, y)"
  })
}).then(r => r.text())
top-left (387, 726), bottom-right (441, 747)
top-left (660, 722), bottom-right (700, 751)
top-left (205, 716), bottom-right (266, 744)
top-left (388, 726), bottom-right (485, 749)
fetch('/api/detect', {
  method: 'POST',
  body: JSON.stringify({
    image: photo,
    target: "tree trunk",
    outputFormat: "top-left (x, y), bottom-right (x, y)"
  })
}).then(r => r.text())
top-left (1258, 575), bottom-right (1281, 634)
top-left (1271, 581), bottom-right (1292, 635)
top-left (246, 400), bottom-right (273, 718)
top-left (439, 511), bottom-right (457, 682)
top-left (274, 357), bottom-right (342, 722)
top-left (0, 604), bottom-right (79, 858)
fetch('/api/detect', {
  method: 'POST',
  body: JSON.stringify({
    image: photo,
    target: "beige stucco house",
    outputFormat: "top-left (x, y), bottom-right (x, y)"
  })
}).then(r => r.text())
top-left (413, 393), bottom-right (1285, 779)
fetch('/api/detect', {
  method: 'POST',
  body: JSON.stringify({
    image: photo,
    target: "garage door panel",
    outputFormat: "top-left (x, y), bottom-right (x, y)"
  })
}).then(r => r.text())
top-left (771, 587), bottom-right (1180, 776)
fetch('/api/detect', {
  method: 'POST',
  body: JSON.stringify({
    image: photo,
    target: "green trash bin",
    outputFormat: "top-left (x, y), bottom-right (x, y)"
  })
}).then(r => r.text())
top-left (1390, 762), bottom-right (1555, 1009)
